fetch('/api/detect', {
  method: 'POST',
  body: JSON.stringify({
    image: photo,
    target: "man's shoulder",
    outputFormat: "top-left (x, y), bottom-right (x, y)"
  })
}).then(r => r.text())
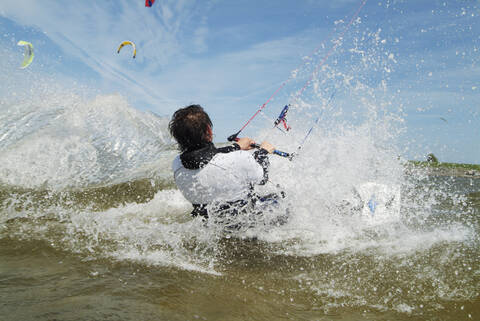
top-left (172, 154), bottom-right (183, 171)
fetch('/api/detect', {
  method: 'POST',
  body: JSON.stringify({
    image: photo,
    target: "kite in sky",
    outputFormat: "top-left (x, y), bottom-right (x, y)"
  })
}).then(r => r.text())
top-left (273, 105), bottom-right (291, 132)
top-left (117, 41), bottom-right (136, 59)
top-left (17, 40), bottom-right (34, 69)
top-left (145, 0), bottom-right (155, 7)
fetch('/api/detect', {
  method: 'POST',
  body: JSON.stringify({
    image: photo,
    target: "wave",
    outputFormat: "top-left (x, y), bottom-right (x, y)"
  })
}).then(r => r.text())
top-left (0, 93), bottom-right (173, 189)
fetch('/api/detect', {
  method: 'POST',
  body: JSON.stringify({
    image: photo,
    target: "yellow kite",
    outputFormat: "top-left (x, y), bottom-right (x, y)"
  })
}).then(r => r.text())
top-left (117, 41), bottom-right (136, 59)
top-left (17, 40), bottom-right (34, 69)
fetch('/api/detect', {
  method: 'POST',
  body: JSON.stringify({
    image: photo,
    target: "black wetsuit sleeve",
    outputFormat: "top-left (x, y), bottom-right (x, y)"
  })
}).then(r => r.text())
top-left (253, 148), bottom-right (269, 185)
top-left (216, 143), bottom-right (241, 153)
top-left (181, 143), bottom-right (240, 169)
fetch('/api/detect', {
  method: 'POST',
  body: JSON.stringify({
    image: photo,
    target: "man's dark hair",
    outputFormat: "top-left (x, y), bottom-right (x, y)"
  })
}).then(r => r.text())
top-left (169, 104), bottom-right (213, 152)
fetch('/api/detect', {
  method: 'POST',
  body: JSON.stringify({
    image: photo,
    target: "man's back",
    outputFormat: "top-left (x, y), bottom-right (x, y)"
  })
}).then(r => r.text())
top-left (172, 149), bottom-right (264, 204)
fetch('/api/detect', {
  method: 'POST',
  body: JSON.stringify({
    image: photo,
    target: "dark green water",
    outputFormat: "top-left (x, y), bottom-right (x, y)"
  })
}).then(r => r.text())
top-left (1, 175), bottom-right (479, 321)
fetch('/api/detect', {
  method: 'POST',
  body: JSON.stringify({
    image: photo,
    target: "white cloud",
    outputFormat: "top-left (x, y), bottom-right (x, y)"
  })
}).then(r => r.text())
top-left (0, 0), bottom-right (314, 117)
top-left (0, 0), bottom-right (208, 107)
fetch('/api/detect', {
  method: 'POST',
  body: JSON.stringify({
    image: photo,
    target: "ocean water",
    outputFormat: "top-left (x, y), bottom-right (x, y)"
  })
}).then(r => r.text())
top-left (0, 89), bottom-right (479, 321)
top-left (1, 18), bottom-right (479, 320)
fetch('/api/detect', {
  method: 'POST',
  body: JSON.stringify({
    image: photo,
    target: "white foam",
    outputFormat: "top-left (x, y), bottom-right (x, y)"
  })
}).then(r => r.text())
top-left (58, 189), bottom-right (223, 274)
top-left (0, 92), bottom-right (172, 189)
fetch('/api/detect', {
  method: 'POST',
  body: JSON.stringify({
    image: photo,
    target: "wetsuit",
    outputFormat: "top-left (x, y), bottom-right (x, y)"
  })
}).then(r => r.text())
top-left (172, 142), bottom-right (269, 219)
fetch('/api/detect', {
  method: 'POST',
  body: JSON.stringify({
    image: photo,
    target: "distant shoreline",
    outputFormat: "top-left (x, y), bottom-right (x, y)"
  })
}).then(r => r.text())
top-left (408, 161), bottom-right (480, 179)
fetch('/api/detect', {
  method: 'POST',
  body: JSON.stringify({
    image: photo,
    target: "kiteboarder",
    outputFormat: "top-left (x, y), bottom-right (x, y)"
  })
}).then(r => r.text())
top-left (169, 104), bottom-right (279, 222)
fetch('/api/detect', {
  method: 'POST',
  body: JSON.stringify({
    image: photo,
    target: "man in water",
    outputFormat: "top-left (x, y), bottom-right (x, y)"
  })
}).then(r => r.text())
top-left (169, 104), bottom-right (277, 221)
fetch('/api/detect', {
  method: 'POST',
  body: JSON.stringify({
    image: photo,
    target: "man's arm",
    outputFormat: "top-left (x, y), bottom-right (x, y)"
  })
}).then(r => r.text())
top-left (216, 137), bottom-right (255, 153)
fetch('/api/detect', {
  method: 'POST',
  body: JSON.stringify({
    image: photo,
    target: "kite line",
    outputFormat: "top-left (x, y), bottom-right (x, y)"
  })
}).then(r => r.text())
top-left (227, 0), bottom-right (369, 159)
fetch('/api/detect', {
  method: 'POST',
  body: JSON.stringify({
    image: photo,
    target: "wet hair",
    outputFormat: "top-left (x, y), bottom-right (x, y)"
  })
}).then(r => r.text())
top-left (168, 104), bottom-right (213, 152)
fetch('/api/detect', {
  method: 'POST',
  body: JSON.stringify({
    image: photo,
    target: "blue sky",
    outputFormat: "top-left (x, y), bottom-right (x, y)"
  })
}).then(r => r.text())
top-left (0, 0), bottom-right (479, 163)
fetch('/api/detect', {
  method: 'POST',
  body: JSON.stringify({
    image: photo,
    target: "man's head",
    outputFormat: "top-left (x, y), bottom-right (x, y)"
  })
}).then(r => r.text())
top-left (169, 104), bottom-right (213, 151)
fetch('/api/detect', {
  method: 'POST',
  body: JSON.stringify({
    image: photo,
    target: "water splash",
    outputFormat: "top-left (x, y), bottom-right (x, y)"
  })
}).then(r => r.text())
top-left (0, 92), bottom-right (172, 189)
top-left (0, 14), bottom-right (478, 318)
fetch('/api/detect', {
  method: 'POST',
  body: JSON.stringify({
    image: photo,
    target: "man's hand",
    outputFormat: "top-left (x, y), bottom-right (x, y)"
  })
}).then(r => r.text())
top-left (260, 141), bottom-right (275, 154)
top-left (236, 137), bottom-right (256, 150)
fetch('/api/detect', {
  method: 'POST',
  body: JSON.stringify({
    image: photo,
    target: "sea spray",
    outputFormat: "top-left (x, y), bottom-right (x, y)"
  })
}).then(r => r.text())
top-left (0, 92), bottom-right (172, 189)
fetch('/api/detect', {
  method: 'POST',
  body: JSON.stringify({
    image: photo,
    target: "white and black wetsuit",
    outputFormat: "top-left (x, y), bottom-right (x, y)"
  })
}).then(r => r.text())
top-left (172, 142), bottom-right (270, 219)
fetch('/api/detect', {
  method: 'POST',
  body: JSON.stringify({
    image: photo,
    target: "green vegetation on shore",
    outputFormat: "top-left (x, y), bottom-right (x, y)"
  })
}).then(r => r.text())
top-left (409, 160), bottom-right (480, 171)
